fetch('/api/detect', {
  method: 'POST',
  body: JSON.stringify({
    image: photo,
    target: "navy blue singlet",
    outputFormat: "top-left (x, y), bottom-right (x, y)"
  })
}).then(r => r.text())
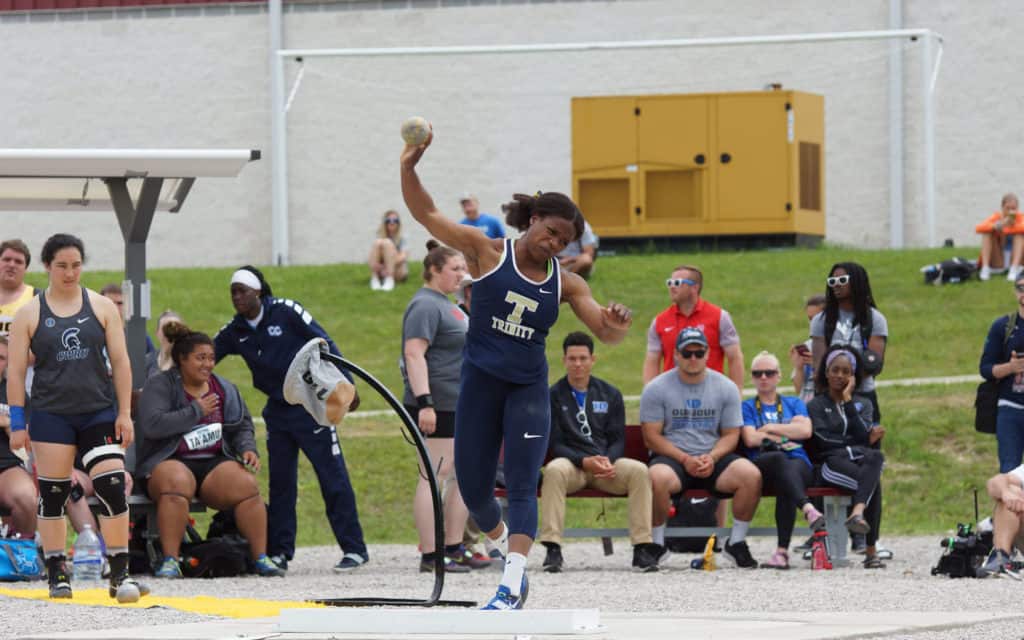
top-left (464, 239), bottom-right (560, 384)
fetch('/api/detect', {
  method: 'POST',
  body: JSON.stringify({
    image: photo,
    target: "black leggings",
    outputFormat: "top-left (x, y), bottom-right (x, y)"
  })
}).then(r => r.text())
top-left (754, 452), bottom-right (813, 549)
top-left (820, 448), bottom-right (884, 546)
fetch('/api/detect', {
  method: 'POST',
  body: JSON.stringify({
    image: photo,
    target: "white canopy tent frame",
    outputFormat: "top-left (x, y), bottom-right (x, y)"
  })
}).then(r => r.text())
top-left (0, 148), bottom-right (260, 386)
top-left (267, 22), bottom-right (944, 264)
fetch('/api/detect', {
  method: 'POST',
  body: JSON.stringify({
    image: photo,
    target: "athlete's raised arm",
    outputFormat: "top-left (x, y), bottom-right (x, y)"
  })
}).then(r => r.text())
top-left (400, 130), bottom-right (499, 274)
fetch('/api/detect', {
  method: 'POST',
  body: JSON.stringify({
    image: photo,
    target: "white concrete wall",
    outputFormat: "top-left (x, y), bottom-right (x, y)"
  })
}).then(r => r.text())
top-left (0, 0), bottom-right (1019, 270)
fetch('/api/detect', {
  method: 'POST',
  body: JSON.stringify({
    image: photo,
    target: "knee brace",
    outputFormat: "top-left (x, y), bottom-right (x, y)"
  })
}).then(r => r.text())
top-left (80, 422), bottom-right (125, 473)
top-left (92, 470), bottom-right (128, 518)
top-left (37, 476), bottom-right (73, 520)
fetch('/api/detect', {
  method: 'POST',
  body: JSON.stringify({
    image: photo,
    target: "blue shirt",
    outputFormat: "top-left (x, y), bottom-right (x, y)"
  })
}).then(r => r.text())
top-left (465, 238), bottom-right (560, 384)
top-left (740, 395), bottom-right (812, 468)
top-left (214, 296), bottom-right (350, 406)
top-left (460, 213), bottom-right (506, 239)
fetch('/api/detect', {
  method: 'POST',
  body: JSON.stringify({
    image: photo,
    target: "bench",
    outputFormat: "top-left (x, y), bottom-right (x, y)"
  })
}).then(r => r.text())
top-left (86, 494), bottom-right (207, 566)
top-left (494, 424), bottom-right (854, 563)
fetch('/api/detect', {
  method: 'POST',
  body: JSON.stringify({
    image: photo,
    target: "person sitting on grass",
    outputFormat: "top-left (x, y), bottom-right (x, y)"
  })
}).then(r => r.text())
top-left (976, 193), bottom-right (1024, 282)
top-left (807, 345), bottom-right (886, 569)
top-left (367, 209), bottom-right (409, 291)
top-left (136, 321), bottom-right (283, 578)
top-left (740, 350), bottom-right (824, 569)
top-left (978, 464), bottom-right (1024, 579)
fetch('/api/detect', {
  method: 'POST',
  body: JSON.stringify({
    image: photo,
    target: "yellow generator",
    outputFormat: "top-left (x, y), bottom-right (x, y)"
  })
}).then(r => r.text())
top-left (572, 89), bottom-right (824, 245)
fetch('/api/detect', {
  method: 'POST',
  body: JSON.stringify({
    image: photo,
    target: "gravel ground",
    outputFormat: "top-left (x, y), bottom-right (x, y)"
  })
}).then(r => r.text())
top-left (2, 536), bottom-right (1023, 640)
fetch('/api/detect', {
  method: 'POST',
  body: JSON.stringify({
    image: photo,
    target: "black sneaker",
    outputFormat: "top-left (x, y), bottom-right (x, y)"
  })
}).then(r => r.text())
top-left (46, 556), bottom-right (72, 600)
top-left (978, 548), bottom-right (1022, 580)
top-left (722, 537), bottom-right (757, 569)
top-left (268, 554), bottom-right (289, 571)
top-left (419, 553), bottom-right (470, 574)
top-left (542, 543), bottom-right (563, 573)
top-left (792, 535), bottom-right (814, 553)
top-left (107, 553), bottom-right (150, 603)
top-left (850, 533), bottom-right (868, 554)
top-left (631, 544), bottom-right (660, 573)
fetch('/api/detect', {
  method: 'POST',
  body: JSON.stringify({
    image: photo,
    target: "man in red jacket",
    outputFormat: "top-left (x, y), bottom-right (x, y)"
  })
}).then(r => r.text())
top-left (642, 265), bottom-right (745, 392)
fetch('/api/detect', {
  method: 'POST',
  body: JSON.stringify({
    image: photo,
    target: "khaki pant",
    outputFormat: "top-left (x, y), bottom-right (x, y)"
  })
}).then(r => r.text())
top-left (539, 457), bottom-right (653, 546)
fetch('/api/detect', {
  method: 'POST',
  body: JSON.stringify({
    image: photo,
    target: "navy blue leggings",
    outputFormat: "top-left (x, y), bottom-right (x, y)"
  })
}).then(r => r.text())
top-left (454, 360), bottom-right (550, 538)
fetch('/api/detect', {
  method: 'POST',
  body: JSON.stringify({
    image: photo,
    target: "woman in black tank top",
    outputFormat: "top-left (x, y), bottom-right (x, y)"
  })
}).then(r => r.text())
top-left (6, 233), bottom-right (148, 602)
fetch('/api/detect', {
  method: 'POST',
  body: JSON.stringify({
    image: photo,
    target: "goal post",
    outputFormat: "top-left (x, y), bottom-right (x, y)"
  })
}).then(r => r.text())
top-left (268, 22), bottom-right (943, 265)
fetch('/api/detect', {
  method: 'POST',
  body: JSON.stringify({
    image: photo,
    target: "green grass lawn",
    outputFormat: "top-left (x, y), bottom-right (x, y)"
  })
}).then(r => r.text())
top-left (35, 244), bottom-right (1012, 544)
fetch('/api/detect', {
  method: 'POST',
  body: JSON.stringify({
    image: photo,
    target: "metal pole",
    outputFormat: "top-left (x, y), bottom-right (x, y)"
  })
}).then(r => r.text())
top-left (279, 28), bottom-right (939, 59)
top-left (269, 0), bottom-right (289, 265)
top-left (922, 33), bottom-right (936, 247)
top-left (888, 0), bottom-right (904, 249)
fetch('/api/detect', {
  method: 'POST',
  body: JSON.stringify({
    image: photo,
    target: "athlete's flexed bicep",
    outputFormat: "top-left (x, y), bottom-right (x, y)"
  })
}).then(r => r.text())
top-left (561, 270), bottom-right (632, 345)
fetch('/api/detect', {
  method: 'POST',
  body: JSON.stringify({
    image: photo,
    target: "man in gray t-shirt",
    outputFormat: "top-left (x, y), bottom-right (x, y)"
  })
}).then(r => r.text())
top-left (639, 327), bottom-right (763, 568)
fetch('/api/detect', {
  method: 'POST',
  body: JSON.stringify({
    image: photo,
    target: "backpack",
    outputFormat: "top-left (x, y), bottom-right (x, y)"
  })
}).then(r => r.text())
top-left (931, 523), bottom-right (992, 578)
top-left (921, 257), bottom-right (978, 285)
top-left (180, 535), bottom-right (253, 578)
top-left (975, 312), bottom-right (1017, 434)
top-left (664, 495), bottom-right (719, 553)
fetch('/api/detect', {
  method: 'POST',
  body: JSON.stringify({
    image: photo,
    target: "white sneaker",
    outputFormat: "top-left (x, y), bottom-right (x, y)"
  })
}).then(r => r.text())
top-left (370, 276), bottom-right (382, 291)
top-left (382, 276), bottom-right (395, 291)
top-left (980, 266), bottom-right (991, 281)
top-left (1008, 266), bottom-right (1020, 282)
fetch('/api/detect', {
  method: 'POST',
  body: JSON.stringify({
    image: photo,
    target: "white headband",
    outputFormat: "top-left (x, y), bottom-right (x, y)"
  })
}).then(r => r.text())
top-left (230, 269), bottom-right (262, 292)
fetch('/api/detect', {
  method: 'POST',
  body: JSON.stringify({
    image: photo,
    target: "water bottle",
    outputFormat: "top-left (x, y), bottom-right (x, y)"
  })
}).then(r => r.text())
top-left (72, 524), bottom-right (103, 583)
top-left (810, 530), bottom-right (832, 570)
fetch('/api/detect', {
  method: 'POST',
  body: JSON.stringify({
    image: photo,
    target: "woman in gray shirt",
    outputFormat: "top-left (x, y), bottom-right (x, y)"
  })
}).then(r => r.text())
top-left (401, 241), bottom-right (483, 573)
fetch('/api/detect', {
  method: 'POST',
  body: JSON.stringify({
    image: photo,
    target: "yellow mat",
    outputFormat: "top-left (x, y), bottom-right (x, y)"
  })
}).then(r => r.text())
top-left (0, 586), bottom-right (323, 618)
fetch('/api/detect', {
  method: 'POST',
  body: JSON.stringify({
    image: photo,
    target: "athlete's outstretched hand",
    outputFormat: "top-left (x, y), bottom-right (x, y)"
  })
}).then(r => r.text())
top-left (400, 126), bottom-right (433, 172)
top-left (601, 301), bottom-right (633, 331)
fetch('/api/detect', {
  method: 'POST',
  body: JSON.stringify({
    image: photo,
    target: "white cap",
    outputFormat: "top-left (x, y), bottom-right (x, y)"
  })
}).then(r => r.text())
top-left (459, 192), bottom-right (477, 203)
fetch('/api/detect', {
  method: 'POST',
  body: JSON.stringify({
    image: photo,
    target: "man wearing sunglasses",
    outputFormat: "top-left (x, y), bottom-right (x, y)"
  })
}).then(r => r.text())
top-left (643, 265), bottom-right (744, 393)
top-left (640, 327), bottom-right (763, 569)
top-left (540, 332), bottom-right (658, 573)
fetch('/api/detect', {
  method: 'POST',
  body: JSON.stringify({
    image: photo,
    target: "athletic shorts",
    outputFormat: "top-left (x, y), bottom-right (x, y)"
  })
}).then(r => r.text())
top-left (30, 407), bottom-right (119, 447)
top-left (404, 405), bottom-right (455, 439)
top-left (142, 455), bottom-right (236, 496)
top-left (649, 453), bottom-right (742, 499)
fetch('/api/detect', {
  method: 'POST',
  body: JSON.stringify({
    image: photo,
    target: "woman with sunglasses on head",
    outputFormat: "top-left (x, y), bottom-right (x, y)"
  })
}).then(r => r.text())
top-left (810, 262), bottom-right (887, 424)
top-left (980, 272), bottom-right (1024, 471)
top-left (739, 351), bottom-right (823, 569)
top-left (401, 128), bottom-right (632, 610)
top-left (368, 209), bottom-right (409, 291)
top-left (807, 344), bottom-right (886, 569)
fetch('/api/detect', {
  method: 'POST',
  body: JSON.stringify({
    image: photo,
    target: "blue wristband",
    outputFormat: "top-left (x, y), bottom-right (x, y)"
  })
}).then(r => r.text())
top-left (9, 406), bottom-right (25, 432)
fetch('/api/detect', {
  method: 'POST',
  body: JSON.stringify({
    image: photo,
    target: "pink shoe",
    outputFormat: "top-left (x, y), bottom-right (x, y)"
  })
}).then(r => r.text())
top-left (759, 550), bottom-right (789, 570)
top-left (805, 506), bottom-right (826, 532)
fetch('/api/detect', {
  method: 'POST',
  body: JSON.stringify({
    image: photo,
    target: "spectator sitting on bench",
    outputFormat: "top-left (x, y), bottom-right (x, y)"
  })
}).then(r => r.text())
top-left (808, 345), bottom-right (886, 569)
top-left (540, 331), bottom-right (659, 573)
top-left (0, 336), bottom-right (35, 539)
top-left (976, 193), bottom-right (1024, 282)
top-left (136, 321), bottom-right (283, 578)
top-left (740, 350), bottom-right (824, 570)
top-left (640, 327), bottom-right (763, 569)
top-left (978, 464), bottom-right (1024, 578)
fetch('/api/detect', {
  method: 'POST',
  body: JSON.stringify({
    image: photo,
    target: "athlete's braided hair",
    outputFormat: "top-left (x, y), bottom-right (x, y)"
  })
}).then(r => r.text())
top-left (823, 262), bottom-right (877, 346)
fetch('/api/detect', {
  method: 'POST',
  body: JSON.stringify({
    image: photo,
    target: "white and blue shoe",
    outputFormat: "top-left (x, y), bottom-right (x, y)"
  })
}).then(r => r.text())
top-left (481, 572), bottom-right (529, 610)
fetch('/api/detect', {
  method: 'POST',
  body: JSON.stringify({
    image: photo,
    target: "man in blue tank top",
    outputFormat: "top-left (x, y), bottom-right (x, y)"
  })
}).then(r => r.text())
top-left (401, 129), bottom-right (633, 610)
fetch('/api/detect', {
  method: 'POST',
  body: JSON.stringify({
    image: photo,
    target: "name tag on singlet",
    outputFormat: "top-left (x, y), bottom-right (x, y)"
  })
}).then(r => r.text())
top-left (183, 422), bottom-right (223, 451)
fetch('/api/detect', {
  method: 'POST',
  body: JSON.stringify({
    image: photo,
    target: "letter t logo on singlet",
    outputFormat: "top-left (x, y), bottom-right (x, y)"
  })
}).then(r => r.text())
top-left (504, 291), bottom-right (539, 324)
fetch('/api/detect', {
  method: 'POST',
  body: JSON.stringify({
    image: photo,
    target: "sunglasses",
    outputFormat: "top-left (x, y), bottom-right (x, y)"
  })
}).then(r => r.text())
top-left (678, 349), bottom-right (707, 359)
top-left (752, 369), bottom-right (779, 378)
top-left (827, 274), bottom-right (850, 287)
top-left (666, 278), bottom-right (698, 287)
top-left (385, 218), bottom-right (400, 224)
top-left (1015, 284), bottom-right (1024, 293)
